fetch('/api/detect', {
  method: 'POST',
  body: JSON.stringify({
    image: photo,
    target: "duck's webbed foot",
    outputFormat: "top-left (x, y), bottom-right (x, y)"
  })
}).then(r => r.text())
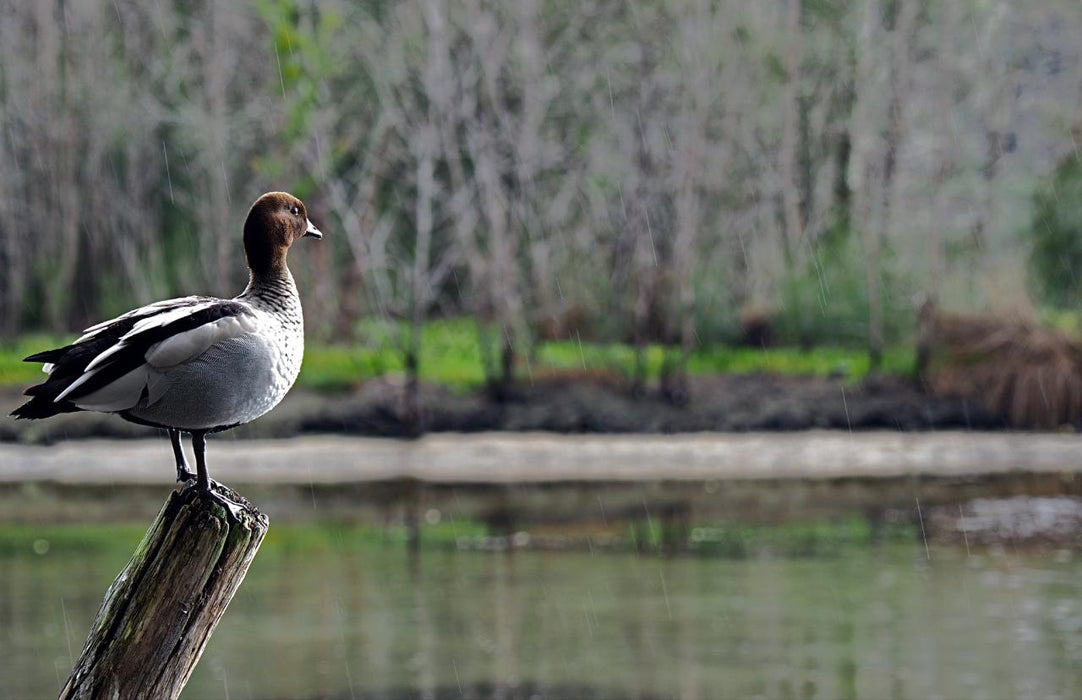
top-left (184, 431), bottom-right (247, 519)
top-left (206, 479), bottom-right (248, 520)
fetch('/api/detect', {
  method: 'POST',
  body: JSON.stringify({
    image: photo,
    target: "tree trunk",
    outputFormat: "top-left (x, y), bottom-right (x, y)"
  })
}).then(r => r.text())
top-left (779, 0), bottom-right (804, 261)
top-left (403, 347), bottom-right (423, 438)
top-left (404, 120), bottom-right (436, 439)
top-left (59, 482), bottom-right (268, 700)
top-left (852, 0), bottom-right (885, 370)
top-left (499, 330), bottom-right (515, 397)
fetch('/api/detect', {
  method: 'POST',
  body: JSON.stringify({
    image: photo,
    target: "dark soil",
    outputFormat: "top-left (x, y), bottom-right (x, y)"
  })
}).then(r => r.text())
top-left (1, 372), bottom-right (1003, 444)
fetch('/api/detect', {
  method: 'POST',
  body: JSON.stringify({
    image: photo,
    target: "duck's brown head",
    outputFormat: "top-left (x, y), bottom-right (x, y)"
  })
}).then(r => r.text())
top-left (243, 192), bottom-right (322, 277)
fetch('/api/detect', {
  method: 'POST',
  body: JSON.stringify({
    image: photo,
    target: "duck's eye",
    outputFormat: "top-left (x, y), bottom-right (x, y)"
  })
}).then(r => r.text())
top-left (290, 205), bottom-right (300, 216)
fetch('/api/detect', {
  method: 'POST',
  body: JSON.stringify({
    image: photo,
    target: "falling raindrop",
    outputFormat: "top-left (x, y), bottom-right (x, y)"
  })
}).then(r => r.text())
top-left (659, 567), bottom-right (672, 620)
top-left (314, 132), bottom-right (328, 181)
top-left (840, 386), bottom-right (852, 432)
top-left (644, 205), bottom-right (658, 266)
top-left (605, 65), bottom-right (616, 123)
top-left (274, 43), bottom-right (287, 98)
top-left (916, 496), bottom-right (930, 560)
top-left (161, 142), bottom-right (174, 204)
top-left (959, 504), bottom-right (971, 557)
top-left (59, 598), bottom-right (73, 668)
top-left (219, 160), bottom-right (231, 205)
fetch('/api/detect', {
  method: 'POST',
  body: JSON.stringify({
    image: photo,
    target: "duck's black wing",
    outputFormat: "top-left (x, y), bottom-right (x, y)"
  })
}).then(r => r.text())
top-left (11, 296), bottom-right (218, 419)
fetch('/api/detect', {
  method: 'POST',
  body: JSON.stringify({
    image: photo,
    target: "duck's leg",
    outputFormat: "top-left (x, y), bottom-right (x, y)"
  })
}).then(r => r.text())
top-left (170, 429), bottom-right (195, 483)
top-left (189, 431), bottom-right (245, 519)
top-left (192, 430), bottom-right (211, 493)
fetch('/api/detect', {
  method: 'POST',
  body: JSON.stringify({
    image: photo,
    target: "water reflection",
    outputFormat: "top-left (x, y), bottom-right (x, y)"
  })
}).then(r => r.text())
top-left (2, 529), bottom-right (1081, 699)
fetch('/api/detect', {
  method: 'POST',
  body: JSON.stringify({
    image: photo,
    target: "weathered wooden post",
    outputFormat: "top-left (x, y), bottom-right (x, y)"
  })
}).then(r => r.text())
top-left (58, 481), bottom-right (268, 700)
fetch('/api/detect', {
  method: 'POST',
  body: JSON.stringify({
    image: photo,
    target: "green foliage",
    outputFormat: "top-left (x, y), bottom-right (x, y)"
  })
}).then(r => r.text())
top-left (685, 345), bottom-right (914, 380)
top-left (774, 236), bottom-right (914, 348)
top-left (297, 321), bottom-right (916, 389)
top-left (535, 341), bottom-right (667, 379)
top-left (533, 337), bottom-right (914, 383)
top-left (689, 269), bottom-right (743, 345)
top-left (0, 334), bottom-right (71, 386)
top-left (0, 322), bottom-right (915, 394)
top-left (297, 319), bottom-right (488, 391)
top-left (1026, 153), bottom-right (1082, 308)
top-left (1039, 307), bottom-right (1082, 336)
top-left (255, 0), bottom-right (345, 142)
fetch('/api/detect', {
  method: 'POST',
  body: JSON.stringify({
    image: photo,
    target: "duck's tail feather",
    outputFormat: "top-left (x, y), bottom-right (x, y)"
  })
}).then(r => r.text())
top-left (11, 344), bottom-right (87, 419)
top-left (23, 347), bottom-right (71, 364)
top-left (10, 393), bottom-right (81, 420)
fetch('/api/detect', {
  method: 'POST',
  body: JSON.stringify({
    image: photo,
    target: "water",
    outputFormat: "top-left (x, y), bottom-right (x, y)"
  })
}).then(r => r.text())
top-left (2, 526), bottom-right (1080, 699)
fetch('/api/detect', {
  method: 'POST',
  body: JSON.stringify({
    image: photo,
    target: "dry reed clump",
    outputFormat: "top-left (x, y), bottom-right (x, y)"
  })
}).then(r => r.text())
top-left (923, 312), bottom-right (1082, 429)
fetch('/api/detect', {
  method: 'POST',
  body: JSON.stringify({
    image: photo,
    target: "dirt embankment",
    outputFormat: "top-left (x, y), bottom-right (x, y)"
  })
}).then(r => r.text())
top-left (1, 372), bottom-right (1003, 444)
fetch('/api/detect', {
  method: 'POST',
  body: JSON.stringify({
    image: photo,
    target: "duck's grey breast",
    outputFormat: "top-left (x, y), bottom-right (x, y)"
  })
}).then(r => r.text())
top-left (126, 332), bottom-right (293, 431)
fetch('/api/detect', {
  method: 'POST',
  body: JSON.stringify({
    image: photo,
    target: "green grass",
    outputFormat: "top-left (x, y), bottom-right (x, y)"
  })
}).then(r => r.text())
top-left (0, 319), bottom-right (914, 393)
top-left (300, 318), bottom-right (489, 391)
top-left (537, 339), bottom-right (914, 381)
top-left (687, 344), bottom-right (914, 378)
top-left (0, 334), bottom-right (72, 387)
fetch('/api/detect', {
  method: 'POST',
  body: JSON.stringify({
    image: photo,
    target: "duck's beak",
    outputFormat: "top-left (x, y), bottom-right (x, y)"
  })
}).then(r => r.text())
top-left (303, 219), bottom-right (323, 239)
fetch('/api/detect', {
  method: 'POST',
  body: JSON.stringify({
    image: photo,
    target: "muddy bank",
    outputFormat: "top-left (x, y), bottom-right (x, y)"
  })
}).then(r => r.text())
top-left (1, 373), bottom-right (1004, 444)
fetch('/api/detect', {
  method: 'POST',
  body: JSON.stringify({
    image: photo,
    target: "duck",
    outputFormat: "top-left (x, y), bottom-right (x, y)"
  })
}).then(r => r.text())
top-left (11, 191), bottom-right (322, 495)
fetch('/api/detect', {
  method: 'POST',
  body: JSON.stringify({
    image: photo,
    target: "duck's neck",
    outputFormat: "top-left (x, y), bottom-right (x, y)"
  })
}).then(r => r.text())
top-left (239, 267), bottom-right (300, 311)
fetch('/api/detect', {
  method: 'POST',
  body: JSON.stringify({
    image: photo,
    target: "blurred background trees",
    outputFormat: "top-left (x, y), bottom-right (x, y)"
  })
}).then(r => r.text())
top-left (2, 0), bottom-right (1082, 382)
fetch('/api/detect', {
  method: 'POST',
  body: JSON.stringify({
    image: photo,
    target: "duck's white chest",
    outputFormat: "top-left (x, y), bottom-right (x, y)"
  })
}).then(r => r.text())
top-left (240, 280), bottom-right (306, 414)
top-left (128, 307), bottom-right (305, 431)
top-left (223, 309), bottom-right (303, 424)
top-left (264, 314), bottom-right (304, 401)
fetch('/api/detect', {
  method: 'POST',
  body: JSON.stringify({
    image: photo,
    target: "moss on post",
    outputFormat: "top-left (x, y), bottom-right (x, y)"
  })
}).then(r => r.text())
top-left (58, 482), bottom-right (268, 700)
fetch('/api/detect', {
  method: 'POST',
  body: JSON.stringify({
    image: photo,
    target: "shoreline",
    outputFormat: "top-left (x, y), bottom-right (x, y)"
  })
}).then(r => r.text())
top-left (2, 430), bottom-right (1080, 485)
top-left (4, 431), bottom-right (1080, 544)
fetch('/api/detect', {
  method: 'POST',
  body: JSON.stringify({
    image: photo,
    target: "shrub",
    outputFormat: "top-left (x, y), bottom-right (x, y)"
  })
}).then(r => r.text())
top-left (1026, 153), bottom-right (1082, 308)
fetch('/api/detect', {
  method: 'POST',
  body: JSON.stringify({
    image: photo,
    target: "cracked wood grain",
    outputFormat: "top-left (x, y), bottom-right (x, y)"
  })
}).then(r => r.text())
top-left (58, 482), bottom-right (268, 700)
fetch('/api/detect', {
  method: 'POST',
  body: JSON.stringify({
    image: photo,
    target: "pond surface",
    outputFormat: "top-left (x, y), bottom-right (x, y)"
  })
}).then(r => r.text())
top-left (2, 523), bottom-right (1081, 699)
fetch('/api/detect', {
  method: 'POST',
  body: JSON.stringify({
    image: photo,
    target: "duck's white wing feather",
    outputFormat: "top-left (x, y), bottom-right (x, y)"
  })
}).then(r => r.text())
top-left (74, 296), bottom-right (208, 344)
top-left (64, 367), bottom-right (150, 412)
top-left (144, 314), bottom-right (260, 368)
top-left (54, 299), bottom-right (258, 412)
top-left (85, 301), bottom-right (219, 372)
